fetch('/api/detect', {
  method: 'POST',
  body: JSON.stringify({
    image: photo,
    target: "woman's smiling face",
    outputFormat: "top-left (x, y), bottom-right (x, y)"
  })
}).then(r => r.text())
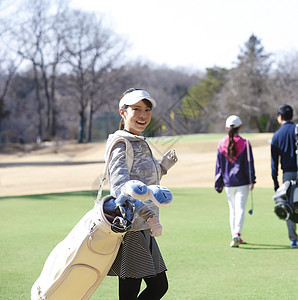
top-left (120, 100), bottom-right (152, 136)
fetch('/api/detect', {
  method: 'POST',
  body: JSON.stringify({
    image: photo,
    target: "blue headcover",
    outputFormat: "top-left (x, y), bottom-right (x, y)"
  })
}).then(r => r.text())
top-left (147, 185), bottom-right (173, 207)
top-left (123, 180), bottom-right (173, 207)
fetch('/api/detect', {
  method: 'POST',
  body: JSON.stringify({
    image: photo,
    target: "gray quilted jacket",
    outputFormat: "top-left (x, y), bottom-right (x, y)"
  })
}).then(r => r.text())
top-left (105, 130), bottom-right (162, 231)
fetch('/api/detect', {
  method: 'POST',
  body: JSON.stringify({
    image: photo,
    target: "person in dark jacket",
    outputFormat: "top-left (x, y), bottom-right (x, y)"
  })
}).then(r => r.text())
top-left (271, 104), bottom-right (297, 248)
top-left (215, 115), bottom-right (256, 247)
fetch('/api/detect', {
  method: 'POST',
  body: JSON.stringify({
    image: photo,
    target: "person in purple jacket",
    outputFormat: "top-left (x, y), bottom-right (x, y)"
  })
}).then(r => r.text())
top-left (215, 115), bottom-right (256, 247)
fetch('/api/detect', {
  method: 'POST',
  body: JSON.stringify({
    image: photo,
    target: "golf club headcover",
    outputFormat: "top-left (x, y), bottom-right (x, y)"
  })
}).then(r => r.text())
top-left (147, 216), bottom-right (163, 237)
top-left (103, 197), bottom-right (117, 213)
top-left (122, 180), bottom-right (173, 207)
top-left (160, 149), bottom-right (178, 172)
top-left (104, 194), bottom-right (154, 222)
top-left (147, 185), bottom-right (173, 207)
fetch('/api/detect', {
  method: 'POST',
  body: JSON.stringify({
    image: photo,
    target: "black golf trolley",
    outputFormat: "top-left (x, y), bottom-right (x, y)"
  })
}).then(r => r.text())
top-left (273, 124), bottom-right (298, 222)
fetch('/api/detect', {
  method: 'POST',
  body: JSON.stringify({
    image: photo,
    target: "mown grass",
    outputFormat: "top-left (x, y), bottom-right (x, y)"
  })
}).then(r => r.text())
top-left (147, 132), bottom-right (263, 144)
top-left (1, 187), bottom-right (297, 299)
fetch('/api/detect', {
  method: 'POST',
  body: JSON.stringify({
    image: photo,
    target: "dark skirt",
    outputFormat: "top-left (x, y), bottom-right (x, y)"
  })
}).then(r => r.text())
top-left (108, 229), bottom-right (167, 279)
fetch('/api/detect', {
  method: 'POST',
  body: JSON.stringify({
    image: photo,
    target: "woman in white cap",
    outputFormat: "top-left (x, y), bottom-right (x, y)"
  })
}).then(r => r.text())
top-left (105, 88), bottom-right (178, 299)
top-left (215, 115), bottom-right (256, 247)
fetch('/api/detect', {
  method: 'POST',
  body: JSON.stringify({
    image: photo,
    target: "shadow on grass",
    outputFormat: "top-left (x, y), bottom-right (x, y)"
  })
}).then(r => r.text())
top-left (239, 242), bottom-right (290, 250)
top-left (0, 161), bottom-right (103, 167)
top-left (0, 190), bottom-right (110, 201)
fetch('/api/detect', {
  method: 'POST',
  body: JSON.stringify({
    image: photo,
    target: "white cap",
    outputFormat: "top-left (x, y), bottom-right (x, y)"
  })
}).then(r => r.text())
top-left (119, 89), bottom-right (156, 109)
top-left (225, 115), bottom-right (242, 128)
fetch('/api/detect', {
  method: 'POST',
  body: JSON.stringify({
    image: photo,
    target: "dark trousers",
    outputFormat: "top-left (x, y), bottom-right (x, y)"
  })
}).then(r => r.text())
top-left (118, 271), bottom-right (168, 300)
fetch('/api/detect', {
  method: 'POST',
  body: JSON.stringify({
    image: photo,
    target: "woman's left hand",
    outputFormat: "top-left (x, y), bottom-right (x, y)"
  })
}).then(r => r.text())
top-left (160, 149), bottom-right (178, 172)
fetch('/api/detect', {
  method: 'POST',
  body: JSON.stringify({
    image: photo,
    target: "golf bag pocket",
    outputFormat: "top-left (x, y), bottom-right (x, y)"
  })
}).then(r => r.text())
top-left (273, 180), bottom-right (298, 222)
top-left (42, 264), bottom-right (100, 300)
top-left (31, 195), bottom-right (126, 300)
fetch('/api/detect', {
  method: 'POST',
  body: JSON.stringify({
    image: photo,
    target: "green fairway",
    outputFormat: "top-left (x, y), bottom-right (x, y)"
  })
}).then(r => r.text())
top-left (147, 133), bottom-right (262, 144)
top-left (1, 188), bottom-right (297, 299)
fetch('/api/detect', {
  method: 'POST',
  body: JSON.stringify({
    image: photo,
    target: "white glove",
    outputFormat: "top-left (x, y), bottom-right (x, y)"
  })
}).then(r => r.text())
top-left (160, 150), bottom-right (178, 172)
top-left (147, 217), bottom-right (163, 237)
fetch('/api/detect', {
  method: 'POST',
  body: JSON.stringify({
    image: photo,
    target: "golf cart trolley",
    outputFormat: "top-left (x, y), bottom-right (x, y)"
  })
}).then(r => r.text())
top-left (273, 124), bottom-right (298, 222)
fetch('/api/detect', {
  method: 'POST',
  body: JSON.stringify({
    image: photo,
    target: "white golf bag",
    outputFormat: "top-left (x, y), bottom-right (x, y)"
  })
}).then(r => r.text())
top-left (31, 195), bottom-right (128, 300)
top-left (31, 138), bottom-right (132, 300)
top-left (31, 182), bottom-right (173, 300)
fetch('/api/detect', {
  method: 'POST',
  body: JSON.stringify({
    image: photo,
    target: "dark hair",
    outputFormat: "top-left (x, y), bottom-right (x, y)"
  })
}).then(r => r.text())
top-left (118, 88), bottom-right (152, 130)
top-left (277, 104), bottom-right (293, 121)
top-left (119, 104), bottom-right (128, 130)
top-left (227, 126), bottom-right (238, 160)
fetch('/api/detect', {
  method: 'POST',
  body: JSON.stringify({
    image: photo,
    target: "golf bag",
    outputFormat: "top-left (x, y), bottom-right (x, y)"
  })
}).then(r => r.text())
top-left (273, 124), bottom-right (298, 222)
top-left (31, 137), bottom-right (135, 300)
top-left (273, 180), bottom-right (298, 222)
top-left (31, 181), bottom-right (173, 300)
top-left (31, 194), bottom-right (135, 300)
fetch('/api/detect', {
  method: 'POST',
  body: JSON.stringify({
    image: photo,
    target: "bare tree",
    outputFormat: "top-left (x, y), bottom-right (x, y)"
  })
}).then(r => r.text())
top-left (38, 3), bottom-right (69, 138)
top-left (274, 53), bottom-right (298, 101)
top-left (62, 9), bottom-right (125, 143)
top-left (269, 52), bottom-right (298, 124)
top-left (0, 53), bottom-right (21, 133)
top-left (9, 0), bottom-right (69, 140)
top-left (218, 34), bottom-right (273, 132)
top-left (0, 2), bottom-right (23, 136)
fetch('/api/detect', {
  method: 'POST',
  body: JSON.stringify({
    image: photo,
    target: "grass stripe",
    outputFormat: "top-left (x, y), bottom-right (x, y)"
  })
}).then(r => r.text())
top-left (0, 188), bottom-right (297, 299)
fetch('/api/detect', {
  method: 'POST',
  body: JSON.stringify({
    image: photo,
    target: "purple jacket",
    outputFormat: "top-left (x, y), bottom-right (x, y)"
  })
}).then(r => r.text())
top-left (215, 135), bottom-right (256, 192)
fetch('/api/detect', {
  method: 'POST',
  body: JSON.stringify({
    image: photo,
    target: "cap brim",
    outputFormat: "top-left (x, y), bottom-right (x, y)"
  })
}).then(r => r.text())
top-left (119, 90), bottom-right (156, 109)
top-left (127, 96), bottom-right (156, 108)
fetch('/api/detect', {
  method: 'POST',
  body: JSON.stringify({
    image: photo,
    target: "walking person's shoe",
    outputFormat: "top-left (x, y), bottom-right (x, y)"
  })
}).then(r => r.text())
top-left (230, 236), bottom-right (239, 248)
top-left (290, 240), bottom-right (298, 248)
top-left (236, 233), bottom-right (244, 244)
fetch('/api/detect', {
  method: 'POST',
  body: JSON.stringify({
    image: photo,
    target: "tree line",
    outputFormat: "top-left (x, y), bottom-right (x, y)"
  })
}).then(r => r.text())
top-left (0, 1), bottom-right (297, 145)
top-left (180, 35), bottom-right (298, 133)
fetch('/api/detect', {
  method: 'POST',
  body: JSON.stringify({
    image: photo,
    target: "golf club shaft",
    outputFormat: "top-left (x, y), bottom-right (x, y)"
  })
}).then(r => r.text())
top-left (247, 139), bottom-right (254, 213)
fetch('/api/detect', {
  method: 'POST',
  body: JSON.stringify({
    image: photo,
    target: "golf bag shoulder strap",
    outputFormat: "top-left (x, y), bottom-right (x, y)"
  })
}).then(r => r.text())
top-left (95, 137), bottom-right (134, 204)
